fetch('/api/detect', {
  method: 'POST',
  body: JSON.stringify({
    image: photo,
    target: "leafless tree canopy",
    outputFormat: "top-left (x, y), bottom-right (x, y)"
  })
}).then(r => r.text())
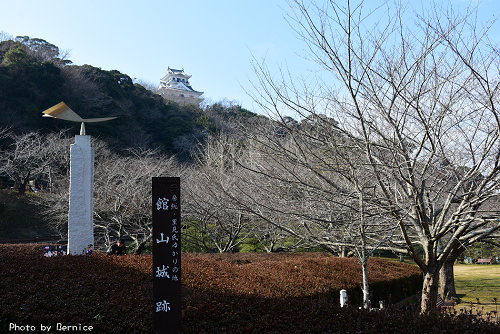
top-left (0, 131), bottom-right (70, 195)
top-left (246, 0), bottom-right (500, 313)
top-left (93, 147), bottom-right (180, 252)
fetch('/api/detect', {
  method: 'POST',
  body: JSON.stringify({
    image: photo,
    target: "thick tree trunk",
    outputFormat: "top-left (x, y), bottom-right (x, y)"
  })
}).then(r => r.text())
top-left (340, 246), bottom-right (346, 258)
top-left (17, 181), bottom-right (27, 195)
top-left (421, 270), bottom-right (440, 314)
top-left (135, 239), bottom-right (148, 254)
top-left (439, 257), bottom-right (460, 302)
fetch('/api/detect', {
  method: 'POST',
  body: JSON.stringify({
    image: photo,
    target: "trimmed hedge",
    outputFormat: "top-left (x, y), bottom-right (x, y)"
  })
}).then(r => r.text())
top-left (0, 245), bottom-right (498, 333)
top-left (182, 252), bottom-right (422, 305)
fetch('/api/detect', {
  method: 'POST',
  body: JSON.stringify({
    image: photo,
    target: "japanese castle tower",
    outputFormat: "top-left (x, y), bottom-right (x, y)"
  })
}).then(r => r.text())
top-left (158, 67), bottom-right (203, 105)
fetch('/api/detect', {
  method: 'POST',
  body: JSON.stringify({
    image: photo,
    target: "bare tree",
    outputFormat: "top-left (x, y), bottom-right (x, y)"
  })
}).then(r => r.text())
top-left (248, 0), bottom-right (500, 313)
top-left (132, 78), bottom-right (159, 93)
top-left (247, 214), bottom-right (300, 253)
top-left (35, 138), bottom-right (181, 253)
top-left (93, 146), bottom-right (180, 253)
top-left (184, 136), bottom-right (253, 253)
top-left (60, 65), bottom-right (114, 108)
top-left (0, 131), bottom-right (69, 195)
top-left (217, 118), bottom-right (400, 308)
top-left (438, 197), bottom-right (500, 302)
top-left (0, 31), bottom-right (13, 42)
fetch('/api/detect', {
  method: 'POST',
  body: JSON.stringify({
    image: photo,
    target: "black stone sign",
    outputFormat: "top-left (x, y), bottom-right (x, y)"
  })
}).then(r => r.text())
top-left (152, 177), bottom-right (181, 334)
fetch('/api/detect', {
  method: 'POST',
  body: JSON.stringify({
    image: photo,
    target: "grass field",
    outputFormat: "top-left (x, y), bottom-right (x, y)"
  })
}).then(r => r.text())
top-left (454, 264), bottom-right (500, 319)
top-left (381, 257), bottom-right (500, 321)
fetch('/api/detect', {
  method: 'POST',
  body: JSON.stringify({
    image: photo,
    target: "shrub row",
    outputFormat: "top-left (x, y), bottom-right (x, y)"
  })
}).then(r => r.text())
top-left (0, 244), bottom-right (498, 333)
top-left (182, 252), bottom-right (422, 305)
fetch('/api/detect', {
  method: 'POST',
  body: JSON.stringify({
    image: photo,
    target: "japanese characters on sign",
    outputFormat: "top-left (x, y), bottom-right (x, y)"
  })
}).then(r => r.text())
top-left (152, 177), bottom-right (181, 334)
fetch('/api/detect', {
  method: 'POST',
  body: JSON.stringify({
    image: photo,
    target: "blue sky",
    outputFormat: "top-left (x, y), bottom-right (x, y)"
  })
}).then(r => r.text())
top-left (0, 0), bottom-right (498, 113)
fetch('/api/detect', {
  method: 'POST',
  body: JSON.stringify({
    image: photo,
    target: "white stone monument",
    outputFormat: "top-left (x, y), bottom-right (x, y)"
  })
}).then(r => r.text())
top-left (42, 102), bottom-right (116, 254)
top-left (67, 133), bottom-right (94, 254)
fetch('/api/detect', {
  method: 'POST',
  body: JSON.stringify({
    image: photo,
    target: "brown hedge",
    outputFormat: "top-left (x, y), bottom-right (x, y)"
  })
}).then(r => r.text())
top-left (0, 244), bottom-right (498, 333)
top-left (182, 252), bottom-right (422, 304)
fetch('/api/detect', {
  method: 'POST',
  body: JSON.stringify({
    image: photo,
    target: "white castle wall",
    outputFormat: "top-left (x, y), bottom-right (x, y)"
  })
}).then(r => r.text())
top-left (158, 88), bottom-right (203, 106)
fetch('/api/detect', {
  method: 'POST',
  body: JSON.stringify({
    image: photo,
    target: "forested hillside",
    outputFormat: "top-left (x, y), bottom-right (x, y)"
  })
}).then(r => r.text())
top-left (0, 36), bottom-right (258, 157)
top-left (0, 35), bottom-right (264, 250)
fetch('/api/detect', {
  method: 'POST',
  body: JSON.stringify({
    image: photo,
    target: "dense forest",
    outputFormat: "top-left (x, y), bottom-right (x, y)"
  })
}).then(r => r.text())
top-left (0, 36), bottom-right (258, 158)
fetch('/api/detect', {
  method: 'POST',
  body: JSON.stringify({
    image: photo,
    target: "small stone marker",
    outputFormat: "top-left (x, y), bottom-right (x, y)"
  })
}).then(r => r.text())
top-left (340, 289), bottom-right (348, 307)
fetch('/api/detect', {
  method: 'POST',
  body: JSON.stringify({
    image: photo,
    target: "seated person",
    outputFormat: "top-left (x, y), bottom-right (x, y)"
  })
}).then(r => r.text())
top-left (86, 244), bottom-right (93, 255)
top-left (108, 239), bottom-right (126, 255)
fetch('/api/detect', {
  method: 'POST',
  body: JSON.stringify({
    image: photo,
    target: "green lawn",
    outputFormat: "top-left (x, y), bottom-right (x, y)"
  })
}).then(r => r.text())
top-left (454, 264), bottom-right (500, 318)
top-left (379, 257), bottom-right (500, 319)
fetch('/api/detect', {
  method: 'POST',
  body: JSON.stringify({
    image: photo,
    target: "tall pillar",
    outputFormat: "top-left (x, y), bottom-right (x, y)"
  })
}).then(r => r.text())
top-left (67, 135), bottom-right (94, 255)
